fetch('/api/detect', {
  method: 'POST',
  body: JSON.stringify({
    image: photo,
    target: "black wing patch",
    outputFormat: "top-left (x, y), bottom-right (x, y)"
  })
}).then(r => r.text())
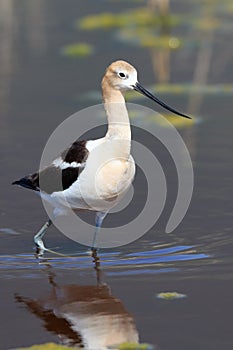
top-left (61, 167), bottom-right (81, 191)
top-left (12, 140), bottom-right (89, 194)
top-left (63, 140), bottom-right (88, 163)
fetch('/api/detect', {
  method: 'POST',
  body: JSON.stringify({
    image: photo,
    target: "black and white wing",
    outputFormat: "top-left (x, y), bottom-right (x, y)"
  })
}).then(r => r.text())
top-left (12, 140), bottom-right (89, 194)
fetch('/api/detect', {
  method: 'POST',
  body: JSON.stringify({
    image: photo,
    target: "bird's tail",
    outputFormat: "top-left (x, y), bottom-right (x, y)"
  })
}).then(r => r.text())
top-left (12, 174), bottom-right (39, 191)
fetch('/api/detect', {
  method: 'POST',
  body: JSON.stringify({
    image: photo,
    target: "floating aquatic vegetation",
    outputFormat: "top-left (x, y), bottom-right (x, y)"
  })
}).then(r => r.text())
top-left (77, 8), bottom-right (183, 53)
top-left (61, 43), bottom-right (94, 57)
top-left (118, 27), bottom-right (182, 49)
top-left (18, 343), bottom-right (75, 350)
top-left (18, 342), bottom-right (154, 350)
top-left (157, 291), bottom-right (187, 300)
top-left (78, 9), bottom-right (180, 31)
top-left (139, 35), bottom-right (181, 49)
top-left (72, 0), bottom-right (233, 58)
top-left (117, 343), bottom-right (154, 350)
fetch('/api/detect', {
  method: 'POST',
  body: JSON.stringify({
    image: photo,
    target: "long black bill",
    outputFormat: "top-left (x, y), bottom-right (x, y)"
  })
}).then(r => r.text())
top-left (133, 82), bottom-right (191, 119)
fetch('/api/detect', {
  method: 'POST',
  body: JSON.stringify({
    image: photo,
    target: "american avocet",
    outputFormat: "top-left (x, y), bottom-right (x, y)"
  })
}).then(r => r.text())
top-left (13, 60), bottom-right (191, 255)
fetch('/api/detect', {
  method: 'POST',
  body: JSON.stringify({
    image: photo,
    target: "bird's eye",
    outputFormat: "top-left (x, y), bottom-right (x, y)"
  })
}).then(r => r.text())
top-left (118, 72), bottom-right (127, 79)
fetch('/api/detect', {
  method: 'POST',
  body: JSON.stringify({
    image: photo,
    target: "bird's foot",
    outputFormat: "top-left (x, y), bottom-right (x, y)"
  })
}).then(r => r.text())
top-left (34, 238), bottom-right (46, 258)
top-left (89, 247), bottom-right (102, 284)
top-left (91, 247), bottom-right (98, 256)
top-left (34, 239), bottom-right (67, 258)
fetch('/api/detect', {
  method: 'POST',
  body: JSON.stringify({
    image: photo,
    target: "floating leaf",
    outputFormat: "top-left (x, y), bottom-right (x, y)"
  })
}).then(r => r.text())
top-left (140, 35), bottom-right (181, 49)
top-left (117, 342), bottom-right (154, 350)
top-left (118, 27), bottom-right (183, 49)
top-left (157, 291), bottom-right (187, 300)
top-left (18, 343), bottom-right (76, 350)
top-left (117, 27), bottom-right (202, 49)
top-left (61, 43), bottom-right (94, 57)
top-left (79, 12), bottom-right (121, 30)
top-left (78, 9), bottom-right (180, 31)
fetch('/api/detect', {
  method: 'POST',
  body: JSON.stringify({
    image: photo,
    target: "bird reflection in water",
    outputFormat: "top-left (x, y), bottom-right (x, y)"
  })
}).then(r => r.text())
top-left (15, 250), bottom-right (139, 349)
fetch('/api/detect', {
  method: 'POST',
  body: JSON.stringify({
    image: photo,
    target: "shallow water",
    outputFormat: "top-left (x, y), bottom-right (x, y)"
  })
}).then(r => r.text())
top-left (0, 1), bottom-right (233, 349)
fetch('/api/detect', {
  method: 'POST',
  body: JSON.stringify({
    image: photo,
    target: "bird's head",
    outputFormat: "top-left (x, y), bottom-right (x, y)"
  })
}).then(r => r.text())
top-left (102, 60), bottom-right (191, 119)
top-left (103, 60), bottom-right (138, 91)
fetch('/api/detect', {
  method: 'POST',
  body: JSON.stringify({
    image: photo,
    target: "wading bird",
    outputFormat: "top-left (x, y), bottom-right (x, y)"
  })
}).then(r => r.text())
top-left (13, 60), bottom-right (191, 255)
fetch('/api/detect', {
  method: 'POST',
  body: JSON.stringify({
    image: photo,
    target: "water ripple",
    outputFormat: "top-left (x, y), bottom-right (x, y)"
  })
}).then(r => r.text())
top-left (0, 244), bottom-right (209, 277)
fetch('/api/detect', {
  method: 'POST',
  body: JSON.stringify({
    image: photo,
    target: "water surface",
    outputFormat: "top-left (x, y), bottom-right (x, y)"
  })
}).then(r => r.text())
top-left (0, 1), bottom-right (233, 349)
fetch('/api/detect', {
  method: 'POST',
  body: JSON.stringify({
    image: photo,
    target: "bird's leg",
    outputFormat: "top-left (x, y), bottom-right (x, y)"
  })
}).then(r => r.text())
top-left (91, 248), bottom-right (102, 285)
top-left (91, 211), bottom-right (108, 250)
top-left (34, 219), bottom-right (52, 256)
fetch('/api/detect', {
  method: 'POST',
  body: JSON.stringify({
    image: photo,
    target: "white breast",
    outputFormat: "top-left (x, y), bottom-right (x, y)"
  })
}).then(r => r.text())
top-left (51, 138), bottom-right (135, 212)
